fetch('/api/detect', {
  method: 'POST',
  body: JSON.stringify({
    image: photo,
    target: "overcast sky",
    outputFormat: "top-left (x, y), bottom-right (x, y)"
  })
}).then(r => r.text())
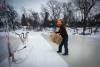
top-left (6, 0), bottom-right (100, 18)
top-left (7, 0), bottom-right (70, 15)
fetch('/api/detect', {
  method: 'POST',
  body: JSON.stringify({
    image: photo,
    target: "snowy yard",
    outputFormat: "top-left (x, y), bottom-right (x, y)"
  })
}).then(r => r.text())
top-left (0, 30), bottom-right (69, 67)
top-left (0, 27), bottom-right (100, 67)
top-left (42, 28), bottom-right (100, 67)
top-left (67, 27), bottom-right (100, 39)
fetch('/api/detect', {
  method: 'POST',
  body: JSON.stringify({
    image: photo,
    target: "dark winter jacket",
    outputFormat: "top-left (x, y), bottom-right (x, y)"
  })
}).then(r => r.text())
top-left (56, 26), bottom-right (68, 40)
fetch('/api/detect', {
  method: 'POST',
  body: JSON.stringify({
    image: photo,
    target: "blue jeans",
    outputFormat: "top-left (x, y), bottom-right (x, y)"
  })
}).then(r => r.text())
top-left (58, 36), bottom-right (68, 54)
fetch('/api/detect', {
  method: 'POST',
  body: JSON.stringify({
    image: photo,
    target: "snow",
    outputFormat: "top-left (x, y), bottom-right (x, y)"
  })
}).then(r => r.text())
top-left (42, 27), bottom-right (100, 39)
top-left (0, 27), bottom-right (100, 67)
top-left (0, 30), bottom-right (69, 67)
top-left (42, 28), bottom-right (100, 67)
top-left (66, 28), bottom-right (100, 39)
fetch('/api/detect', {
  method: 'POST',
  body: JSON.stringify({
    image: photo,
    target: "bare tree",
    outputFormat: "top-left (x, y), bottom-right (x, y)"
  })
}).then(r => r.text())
top-left (74, 0), bottom-right (96, 35)
top-left (47, 0), bottom-right (63, 20)
top-left (62, 2), bottom-right (75, 26)
top-left (40, 0), bottom-right (63, 28)
top-left (40, 5), bottom-right (48, 19)
top-left (21, 14), bottom-right (27, 26)
top-left (0, 0), bottom-right (18, 31)
top-left (40, 5), bottom-right (49, 28)
top-left (30, 10), bottom-right (40, 30)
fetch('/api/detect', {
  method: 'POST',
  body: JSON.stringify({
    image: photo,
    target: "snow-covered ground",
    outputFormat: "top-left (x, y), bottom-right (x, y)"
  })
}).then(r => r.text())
top-left (0, 30), bottom-right (69, 67)
top-left (0, 27), bottom-right (100, 67)
top-left (42, 28), bottom-right (100, 67)
top-left (44, 27), bottom-right (100, 39)
top-left (67, 27), bottom-right (100, 39)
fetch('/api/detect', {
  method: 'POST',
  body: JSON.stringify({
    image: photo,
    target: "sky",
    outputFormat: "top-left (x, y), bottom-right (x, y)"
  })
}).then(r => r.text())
top-left (7, 0), bottom-right (70, 15)
top-left (6, 0), bottom-right (100, 19)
